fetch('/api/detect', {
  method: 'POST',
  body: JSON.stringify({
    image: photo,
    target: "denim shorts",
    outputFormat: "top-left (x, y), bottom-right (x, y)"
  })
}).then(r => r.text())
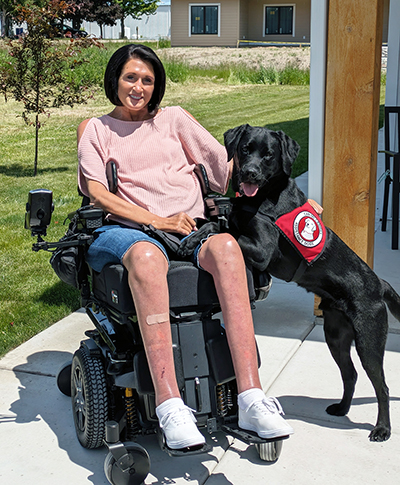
top-left (86, 224), bottom-right (215, 273)
top-left (86, 225), bottom-right (169, 273)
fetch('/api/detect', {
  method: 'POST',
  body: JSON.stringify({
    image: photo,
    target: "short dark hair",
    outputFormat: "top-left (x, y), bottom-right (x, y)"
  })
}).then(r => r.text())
top-left (104, 44), bottom-right (166, 113)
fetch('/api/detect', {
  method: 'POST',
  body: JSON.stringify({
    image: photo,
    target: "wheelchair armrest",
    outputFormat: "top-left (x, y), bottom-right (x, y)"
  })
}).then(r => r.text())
top-left (66, 205), bottom-right (104, 234)
top-left (106, 161), bottom-right (118, 194)
top-left (194, 164), bottom-right (211, 196)
top-left (205, 196), bottom-right (232, 219)
top-left (192, 163), bottom-right (233, 229)
top-left (77, 206), bottom-right (104, 231)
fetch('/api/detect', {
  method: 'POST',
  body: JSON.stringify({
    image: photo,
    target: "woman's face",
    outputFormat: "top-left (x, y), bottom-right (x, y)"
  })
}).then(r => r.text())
top-left (117, 57), bottom-right (155, 120)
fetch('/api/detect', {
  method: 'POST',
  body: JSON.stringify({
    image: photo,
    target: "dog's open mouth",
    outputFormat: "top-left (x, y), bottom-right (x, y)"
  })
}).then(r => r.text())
top-left (240, 182), bottom-right (259, 197)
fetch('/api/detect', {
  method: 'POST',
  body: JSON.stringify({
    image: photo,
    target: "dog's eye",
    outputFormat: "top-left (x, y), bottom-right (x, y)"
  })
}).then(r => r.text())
top-left (264, 150), bottom-right (274, 160)
top-left (241, 145), bottom-right (249, 155)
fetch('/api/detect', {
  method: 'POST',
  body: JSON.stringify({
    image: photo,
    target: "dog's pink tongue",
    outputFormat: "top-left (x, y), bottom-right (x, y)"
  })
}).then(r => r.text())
top-left (242, 183), bottom-right (259, 197)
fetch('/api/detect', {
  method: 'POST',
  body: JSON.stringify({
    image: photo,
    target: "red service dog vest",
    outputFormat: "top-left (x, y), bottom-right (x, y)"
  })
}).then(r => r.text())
top-left (275, 202), bottom-right (326, 263)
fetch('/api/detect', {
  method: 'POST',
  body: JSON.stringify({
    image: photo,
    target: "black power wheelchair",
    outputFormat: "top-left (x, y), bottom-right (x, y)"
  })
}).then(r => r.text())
top-left (25, 164), bottom-right (288, 485)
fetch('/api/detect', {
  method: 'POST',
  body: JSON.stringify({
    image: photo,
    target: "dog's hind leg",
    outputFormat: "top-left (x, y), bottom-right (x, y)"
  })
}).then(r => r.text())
top-left (323, 308), bottom-right (357, 417)
top-left (353, 307), bottom-right (390, 442)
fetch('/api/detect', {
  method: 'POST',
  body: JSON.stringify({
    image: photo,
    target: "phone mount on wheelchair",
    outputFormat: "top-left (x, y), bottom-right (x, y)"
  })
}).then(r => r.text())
top-left (25, 188), bottom-right (103, 253)
top-left (24, 166), bottom-right (280, 485)
top-left (25, 189), bottom-right (54, 238)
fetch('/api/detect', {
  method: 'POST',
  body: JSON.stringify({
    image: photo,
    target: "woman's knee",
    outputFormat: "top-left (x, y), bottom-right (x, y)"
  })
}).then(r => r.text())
top-left (123, 242), bottom-right (168, 282)
top-left (199, 233), bottom-right (244, 272)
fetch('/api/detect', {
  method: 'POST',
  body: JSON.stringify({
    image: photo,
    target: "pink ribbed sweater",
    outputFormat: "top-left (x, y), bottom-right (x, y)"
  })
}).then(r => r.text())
top-left (78, 106), bottom-right (229, 227)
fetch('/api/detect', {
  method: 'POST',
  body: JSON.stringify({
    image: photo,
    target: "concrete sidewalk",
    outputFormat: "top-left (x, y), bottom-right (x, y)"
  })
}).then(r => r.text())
top-left (1, 129), bottom-right (400, 484)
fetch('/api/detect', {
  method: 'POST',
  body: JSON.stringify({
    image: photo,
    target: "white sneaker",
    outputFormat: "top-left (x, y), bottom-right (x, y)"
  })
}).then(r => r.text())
top-left (158, 404), bottom-right (206, 450)
top-left (239, 396), bottom-right (294, 439)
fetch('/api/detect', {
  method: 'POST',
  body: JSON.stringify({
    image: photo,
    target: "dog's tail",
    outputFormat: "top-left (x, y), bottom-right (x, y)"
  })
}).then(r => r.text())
top-left (382, 279), bottom-right (400, 322)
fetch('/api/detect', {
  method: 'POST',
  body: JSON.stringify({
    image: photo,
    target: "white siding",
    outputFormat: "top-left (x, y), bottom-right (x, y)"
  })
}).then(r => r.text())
top-left (81, 6), bottom-right (171, 40)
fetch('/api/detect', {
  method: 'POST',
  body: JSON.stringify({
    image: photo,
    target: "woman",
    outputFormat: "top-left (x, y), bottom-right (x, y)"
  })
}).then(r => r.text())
top-left (78, 44), bottom-right (294, 450)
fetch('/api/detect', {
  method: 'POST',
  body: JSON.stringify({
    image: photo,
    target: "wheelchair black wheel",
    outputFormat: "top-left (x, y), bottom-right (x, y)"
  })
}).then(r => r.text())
top-left (71, 346), bottom-right (108, 449)
top-left (255, 439), bottom-right (283, 462)
top-left (104, 442), bottom-right (150, 485)
top-left (57, 360), bottom-right (72, 396)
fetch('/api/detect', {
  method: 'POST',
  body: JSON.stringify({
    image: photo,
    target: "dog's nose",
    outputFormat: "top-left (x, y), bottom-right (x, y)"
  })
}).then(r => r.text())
top-left (241, 167), bottom-right (260, 183)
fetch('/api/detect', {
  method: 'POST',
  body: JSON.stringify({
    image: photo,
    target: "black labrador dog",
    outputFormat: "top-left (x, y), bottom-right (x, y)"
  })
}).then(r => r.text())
top-left (225, 124), bottom-right (400, 442)
top-left (179, 124), bottom-right (400, 442)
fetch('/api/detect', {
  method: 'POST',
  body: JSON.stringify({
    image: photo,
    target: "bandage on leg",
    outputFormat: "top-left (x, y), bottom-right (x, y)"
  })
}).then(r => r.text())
top-left (146, 312), bottom-right (169, 325)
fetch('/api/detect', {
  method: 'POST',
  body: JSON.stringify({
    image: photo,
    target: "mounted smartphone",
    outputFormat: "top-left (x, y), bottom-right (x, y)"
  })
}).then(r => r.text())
top-left (25, 189), bottom-right (54, 236)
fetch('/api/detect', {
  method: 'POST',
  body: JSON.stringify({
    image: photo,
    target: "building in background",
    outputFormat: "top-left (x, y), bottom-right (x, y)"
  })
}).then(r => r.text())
top-left (171, 0), bottom-right (389, 47)
top-left (81, 3), bottom-right (171, 40)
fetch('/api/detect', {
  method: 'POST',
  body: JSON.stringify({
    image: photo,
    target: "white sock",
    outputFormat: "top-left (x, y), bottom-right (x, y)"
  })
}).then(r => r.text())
top-left (155, 397), bottom-right (185, 421)
top-left (238, 388), bottom-right (266, 411)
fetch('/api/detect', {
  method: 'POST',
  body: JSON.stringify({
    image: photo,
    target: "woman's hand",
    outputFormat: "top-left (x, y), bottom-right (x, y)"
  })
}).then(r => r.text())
top-left (308, 199), bottom-right (323, 215)
top-left (152, 212), bottom-right (197, 236)
top-left (86, 180), bottom-right (196, 235)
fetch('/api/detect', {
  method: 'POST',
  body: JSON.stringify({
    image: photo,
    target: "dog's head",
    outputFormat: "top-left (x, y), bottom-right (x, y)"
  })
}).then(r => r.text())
top-left (224, 124), bottom-right (300, 196)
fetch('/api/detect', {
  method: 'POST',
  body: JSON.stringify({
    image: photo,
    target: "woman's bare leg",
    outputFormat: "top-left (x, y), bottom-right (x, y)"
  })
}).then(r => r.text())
top-left (199, 233), bottom-right (293, 438)
top-left (123, 241), bottom-right (205, 449)
top-left (198, 233), bottom-right (262, 393)
top-left (123, 242), bottom-right (180, 406)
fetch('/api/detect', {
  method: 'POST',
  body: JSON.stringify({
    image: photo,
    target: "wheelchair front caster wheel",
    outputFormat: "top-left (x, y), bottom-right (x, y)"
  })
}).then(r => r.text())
top-left (256, 439), bottom-right (283, 462)
top-left (57, 360), bottom-right (72, 396)
top-left (104, 442), bottom-right (150, 485)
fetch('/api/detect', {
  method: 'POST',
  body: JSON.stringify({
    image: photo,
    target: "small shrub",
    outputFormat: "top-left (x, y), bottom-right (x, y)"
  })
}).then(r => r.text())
top-left (279, 64), bottom-right (310, 85)
top-left (257, 65), bottom-right (280, 84)
top-left (164, 59), bottom-right (190, 83)
top-left (158, 37), bottom-right (171, 49)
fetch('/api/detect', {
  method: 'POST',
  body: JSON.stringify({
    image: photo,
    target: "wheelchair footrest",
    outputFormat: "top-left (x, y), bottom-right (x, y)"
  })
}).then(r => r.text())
top-left (221, 424), bottom-right (290, 444)
top-left (156, 427), bottom-right (211, 457)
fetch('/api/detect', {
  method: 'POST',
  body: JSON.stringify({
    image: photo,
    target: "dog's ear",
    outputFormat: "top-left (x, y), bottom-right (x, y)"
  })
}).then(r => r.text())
top-left (275, 130), bottom-right (300, 176)
top-left (224, 124), bottom-right (249, 162)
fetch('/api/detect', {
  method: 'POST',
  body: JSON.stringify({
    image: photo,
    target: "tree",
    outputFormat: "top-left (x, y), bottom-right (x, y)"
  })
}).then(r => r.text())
top-left (64, 0), bottom-right (91, 30)
top-left (0, 0), bottom-right (22, 37)
top-left (116, 0), bottom-right (159, 39)
top-left (78, 0), bottom-right (122, 39)
top-left (91, 0), bottom-right (122, 39)
top-left (0, 0), bottom-right (102, 176)
top-left (63, 1), bottom-right (121, 37)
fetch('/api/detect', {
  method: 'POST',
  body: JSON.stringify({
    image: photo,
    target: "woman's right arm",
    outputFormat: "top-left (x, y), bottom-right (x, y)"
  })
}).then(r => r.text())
top-left (78, 120), bottom-right (196, 235)
top-left (87, 180), bottom-right (197, 235)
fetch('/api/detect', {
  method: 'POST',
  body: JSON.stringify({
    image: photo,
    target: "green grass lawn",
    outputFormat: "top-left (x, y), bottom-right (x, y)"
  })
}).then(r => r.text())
top-left (0, 68), bottom-right (386, 357)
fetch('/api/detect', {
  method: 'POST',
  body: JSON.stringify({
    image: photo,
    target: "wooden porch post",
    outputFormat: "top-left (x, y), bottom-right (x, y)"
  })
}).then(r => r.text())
top-left (323, 0), bottom-right (384, 266)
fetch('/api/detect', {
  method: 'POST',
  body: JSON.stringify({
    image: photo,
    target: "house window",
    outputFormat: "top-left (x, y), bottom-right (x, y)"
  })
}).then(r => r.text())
top-left (190, 5), bottom-right (219, 35)
top-left (265, 6), bottom-right (294, 35)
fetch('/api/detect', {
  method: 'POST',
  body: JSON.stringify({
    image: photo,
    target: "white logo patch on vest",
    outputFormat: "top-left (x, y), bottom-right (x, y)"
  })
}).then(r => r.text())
top-left (275, 202), bottom-right (326, 263)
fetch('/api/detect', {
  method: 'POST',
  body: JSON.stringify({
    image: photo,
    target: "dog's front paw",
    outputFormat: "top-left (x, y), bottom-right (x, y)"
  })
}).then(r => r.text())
top-left (177, 222), bottom-right (220, 257)
top-left (325, 402), bottom-right (349, 417)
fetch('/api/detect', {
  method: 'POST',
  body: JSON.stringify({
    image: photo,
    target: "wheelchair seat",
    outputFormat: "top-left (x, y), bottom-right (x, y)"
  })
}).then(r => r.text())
top-left (91, 259), bottom-right (258, 318)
